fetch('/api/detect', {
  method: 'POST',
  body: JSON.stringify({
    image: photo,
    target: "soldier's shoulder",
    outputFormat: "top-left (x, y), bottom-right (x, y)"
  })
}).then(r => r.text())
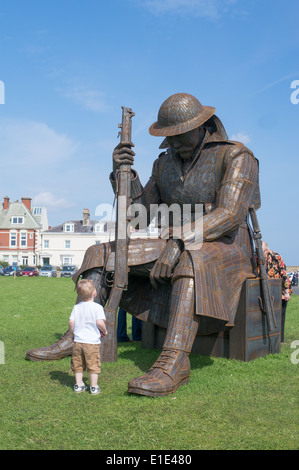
top-left (218, 140), bottom-right (257, 167)
top-left (209, 140), bottom-right (258, 174)
top-left (206, 139), bottom-right (253, 156)
top-left (151, 150), bottom-right (169, 175)
top-left (154, 149), bottom-right (172, 165)
top-left (225, 140), bottom-right (254, 157)
top-left (158, 150), bottom-right (168, 158)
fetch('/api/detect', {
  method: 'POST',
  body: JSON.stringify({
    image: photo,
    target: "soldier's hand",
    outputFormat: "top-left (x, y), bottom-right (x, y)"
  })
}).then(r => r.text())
top-left (149, 239), bottom-right (183, 289)
top-left (113, 141), bottom-right (135, 168)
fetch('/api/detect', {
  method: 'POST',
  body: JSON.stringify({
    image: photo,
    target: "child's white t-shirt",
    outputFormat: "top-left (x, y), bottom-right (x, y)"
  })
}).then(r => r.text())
top-left (69, 301), bottom-right (106, 344)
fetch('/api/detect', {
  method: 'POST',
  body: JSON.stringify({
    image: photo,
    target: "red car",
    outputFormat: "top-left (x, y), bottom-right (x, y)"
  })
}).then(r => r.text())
top-left (20, 267), bottom-right (39, 277)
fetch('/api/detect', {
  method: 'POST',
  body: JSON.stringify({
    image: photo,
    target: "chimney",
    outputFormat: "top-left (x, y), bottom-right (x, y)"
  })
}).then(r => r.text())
top-left (22, 197), bottom-right (32, 212)
top-left (83, 208), bottom-right (90, 226)
top-left (3, 196), bottom-right (9, 210)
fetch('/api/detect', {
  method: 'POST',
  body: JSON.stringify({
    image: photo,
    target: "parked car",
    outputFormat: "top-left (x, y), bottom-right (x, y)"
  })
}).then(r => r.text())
top-left (20, 267), bottom-right (39, 277)
top-left (3, 266), bottom-right (22, 276)
top-left (60, 265), bottom-right (78, 278)
top-left (39, 265), bottom-right (57, 277)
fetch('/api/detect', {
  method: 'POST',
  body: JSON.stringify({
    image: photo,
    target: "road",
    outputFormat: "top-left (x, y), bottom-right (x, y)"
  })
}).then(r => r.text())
top-left (292, 286), bottom-right (299, 295)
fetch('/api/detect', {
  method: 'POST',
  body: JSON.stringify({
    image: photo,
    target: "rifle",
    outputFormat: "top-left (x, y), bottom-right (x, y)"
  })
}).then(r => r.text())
top-left (249, 206), bottom-right (277, 332)
top-left (101, 106), bottom-right (135, 362)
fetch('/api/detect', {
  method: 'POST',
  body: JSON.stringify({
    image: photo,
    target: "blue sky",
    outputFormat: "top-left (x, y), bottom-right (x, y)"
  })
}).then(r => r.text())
top-left (0, 0), bottom-right (298, 264)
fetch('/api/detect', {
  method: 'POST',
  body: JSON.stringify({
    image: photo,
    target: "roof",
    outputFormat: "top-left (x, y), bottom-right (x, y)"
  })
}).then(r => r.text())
top-left (44, 219), bottom-right (115, 234)
top-left (0, 200), bottom-right (42, 229)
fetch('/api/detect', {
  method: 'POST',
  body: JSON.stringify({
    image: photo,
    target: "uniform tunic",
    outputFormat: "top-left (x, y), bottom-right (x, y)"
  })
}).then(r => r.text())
top-left (73, 127), bottom-right (260, 335)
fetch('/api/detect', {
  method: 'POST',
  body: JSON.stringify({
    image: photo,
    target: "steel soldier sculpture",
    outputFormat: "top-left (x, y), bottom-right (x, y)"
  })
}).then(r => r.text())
top-left (26, 93), bottom-right (261, 397)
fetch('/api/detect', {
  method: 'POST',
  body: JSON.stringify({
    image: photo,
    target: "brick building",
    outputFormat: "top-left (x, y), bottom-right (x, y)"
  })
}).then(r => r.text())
top-left (0, 196), bottom-right (48, 267)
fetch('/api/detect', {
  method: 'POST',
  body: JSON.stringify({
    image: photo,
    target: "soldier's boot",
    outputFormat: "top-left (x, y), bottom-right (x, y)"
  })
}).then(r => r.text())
top-left (25, 329), bottom-right (74, 361)
top-left (128, 276), bottom-right (198, 397)
top-left (25, 269), bottom-right (109, 362)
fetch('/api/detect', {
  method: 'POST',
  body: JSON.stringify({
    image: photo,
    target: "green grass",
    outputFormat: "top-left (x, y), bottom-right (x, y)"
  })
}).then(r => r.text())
top-left (0, 277), bottom-right (298, 450)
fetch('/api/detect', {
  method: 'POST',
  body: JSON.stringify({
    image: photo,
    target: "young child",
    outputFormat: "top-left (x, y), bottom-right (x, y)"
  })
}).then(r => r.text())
top-left (69, 279), bottom-right (107, 395)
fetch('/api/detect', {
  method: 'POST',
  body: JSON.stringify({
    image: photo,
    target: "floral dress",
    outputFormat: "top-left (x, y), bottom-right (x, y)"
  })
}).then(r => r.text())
top-left (264, 250), bottom-right (292, 300)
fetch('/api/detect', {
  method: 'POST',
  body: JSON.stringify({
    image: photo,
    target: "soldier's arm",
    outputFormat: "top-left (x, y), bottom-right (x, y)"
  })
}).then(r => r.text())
top-left (183, 149), bottom-right (258, 247)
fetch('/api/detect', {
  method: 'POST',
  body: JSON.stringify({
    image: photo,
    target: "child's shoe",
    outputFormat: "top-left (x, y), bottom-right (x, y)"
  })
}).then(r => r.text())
top-left (74, 383), bottom-right (88, 393)
top-left (90, 385), bottom-right (101, 395)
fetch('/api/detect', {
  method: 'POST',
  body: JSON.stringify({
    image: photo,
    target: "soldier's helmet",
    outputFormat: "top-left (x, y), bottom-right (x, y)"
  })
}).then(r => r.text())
top-left (149, 93), bottom-right (215, 137)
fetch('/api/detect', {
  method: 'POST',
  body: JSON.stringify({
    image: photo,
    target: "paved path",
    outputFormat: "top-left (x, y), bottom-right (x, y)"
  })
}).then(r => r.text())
top-left (292, 286), bottom-right (299, 295)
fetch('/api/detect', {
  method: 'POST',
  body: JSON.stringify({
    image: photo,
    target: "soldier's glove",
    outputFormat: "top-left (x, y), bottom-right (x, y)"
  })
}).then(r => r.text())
top-left (149, 239), bottom-right (183, 289)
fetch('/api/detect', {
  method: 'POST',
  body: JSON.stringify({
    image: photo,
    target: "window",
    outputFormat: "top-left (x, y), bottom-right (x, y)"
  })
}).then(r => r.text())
top-left (65, 240), bottom-right (70, 249)
top-left (22, 257), bottom-right (28, 265)
top-left (95, 222), bottom-right (108, 232)
top-left (20, 232), bottom-right (27, 247)
top-left (12, 216), bottom-right (24, 224)
top-left (12, 256), bottom-right (18, 266)
top-left (44, 240), bottom-right (49, 248)
top-left (10, 231), bottom-right (17, 247)
top-left (63, 257), bottom-right (73, 265)
top-left (64, 224), bottom-right (74, 232)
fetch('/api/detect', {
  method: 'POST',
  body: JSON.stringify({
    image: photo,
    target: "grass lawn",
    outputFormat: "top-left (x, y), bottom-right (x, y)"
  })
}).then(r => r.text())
top-left (0, 276), bottom-right (298, 450)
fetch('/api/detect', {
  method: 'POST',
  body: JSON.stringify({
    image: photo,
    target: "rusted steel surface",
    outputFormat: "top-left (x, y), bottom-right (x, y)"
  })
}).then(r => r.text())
top-left (74, 93), bottom-right (262, 396)
top-left (249, 206), bottom-right (277, 332)
top-left (26, 93), bottom-right (267, 397)
top-left (142, 279), bottom-right (282, 362)
top-left (26, 330), bottom-right (73, 361)
top-left (149, 93), bottom-right (215, 137)
top-left (73, 238), bottom-right (167, 281)
top-left (101, 107), bottom-right (134, 362)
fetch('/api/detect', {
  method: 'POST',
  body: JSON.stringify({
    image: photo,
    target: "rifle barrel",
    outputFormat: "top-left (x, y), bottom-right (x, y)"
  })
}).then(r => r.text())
top-left (102, 106), bottom-right (135, 362)
top-left (249, 207), bottom-right (277, 332)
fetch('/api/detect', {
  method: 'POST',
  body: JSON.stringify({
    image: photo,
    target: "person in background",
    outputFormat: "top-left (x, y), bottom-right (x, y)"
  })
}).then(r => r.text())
top-left (262, 242), bottom-right (292, 342)
top-left (117, 307), bottom-right (142, 342)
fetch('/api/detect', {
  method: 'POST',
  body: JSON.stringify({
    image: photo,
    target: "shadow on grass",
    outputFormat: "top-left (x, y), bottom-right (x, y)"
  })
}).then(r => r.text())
top-left (53, 331), bottom-right (68, 340)
top-left (117, 344), bottom-right (214, 399)
top-left (118, 342), bottom-right (214, 373)
top-left (47, 342), bottom-right (214, 393)
top-left (49, 370), bottom-right (74, 389)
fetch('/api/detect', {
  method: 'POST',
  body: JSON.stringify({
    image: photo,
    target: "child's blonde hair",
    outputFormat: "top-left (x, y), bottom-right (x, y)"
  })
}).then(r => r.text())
top-left (76, 279), bottom-right (96, 301)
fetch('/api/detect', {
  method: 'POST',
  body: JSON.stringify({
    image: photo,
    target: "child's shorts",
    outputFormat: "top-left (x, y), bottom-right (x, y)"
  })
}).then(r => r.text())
top-left (71, 342), bottom-right (101, 374)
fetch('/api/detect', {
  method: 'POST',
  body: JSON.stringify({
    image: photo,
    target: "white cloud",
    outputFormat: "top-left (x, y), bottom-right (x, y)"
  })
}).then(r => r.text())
top-left (0, 118), bottom-right (78, 166)
top-left (0, 118), bottom-right (79, 221)
top-left (62, 86), bottom-right (111, 113)
top-left (230, 132), bottom-right (251, 144)
top-left (32, 192), bottom-right (74, 211)
top-left (138, 0), bottom-right (238, 19)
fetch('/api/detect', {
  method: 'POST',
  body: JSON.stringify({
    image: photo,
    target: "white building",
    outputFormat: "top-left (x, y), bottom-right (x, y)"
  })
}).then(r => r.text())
top-left (39, 208), bottom-right (159, 268)
top-left (39, 209), bottom-right (113, 267)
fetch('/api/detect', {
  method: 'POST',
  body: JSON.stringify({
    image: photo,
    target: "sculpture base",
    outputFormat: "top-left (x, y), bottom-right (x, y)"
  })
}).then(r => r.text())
top-left (142, 279), bottom-right (282, 362)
